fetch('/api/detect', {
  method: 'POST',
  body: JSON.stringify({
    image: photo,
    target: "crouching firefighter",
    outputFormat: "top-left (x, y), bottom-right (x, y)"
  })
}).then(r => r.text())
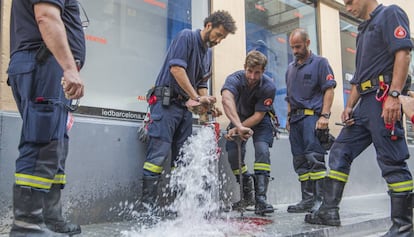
top-left (221, 50), bottom-right (276, 216)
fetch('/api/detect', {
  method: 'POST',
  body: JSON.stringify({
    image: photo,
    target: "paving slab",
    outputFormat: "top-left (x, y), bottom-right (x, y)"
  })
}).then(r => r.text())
top-left (0, 193), bottom-right (392, 237)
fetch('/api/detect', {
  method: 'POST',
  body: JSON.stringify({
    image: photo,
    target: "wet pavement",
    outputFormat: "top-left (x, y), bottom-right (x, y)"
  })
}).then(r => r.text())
top-left (0, 193), bottom-right (392, 237)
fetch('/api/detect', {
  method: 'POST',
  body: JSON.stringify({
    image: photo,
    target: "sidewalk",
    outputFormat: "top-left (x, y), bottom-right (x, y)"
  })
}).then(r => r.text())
top-left (0, 193), bottom-right (391, 237)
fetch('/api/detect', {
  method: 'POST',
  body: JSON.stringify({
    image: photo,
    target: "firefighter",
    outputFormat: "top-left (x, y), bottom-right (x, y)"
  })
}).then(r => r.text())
top-left (285, 28), bottom-right (336, 213)
top-left (305, 1), bottom-right (414, 236)
top-left (7, 0), bottom-right (85, 236)
top-left (140, 11), bottom-right (236, 217)
top-left (222, 50), bottom-right (276, 215)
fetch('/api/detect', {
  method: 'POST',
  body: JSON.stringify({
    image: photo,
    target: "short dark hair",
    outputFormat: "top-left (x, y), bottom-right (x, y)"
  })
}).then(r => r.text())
top-left (245, 50), bottom-right (267, 69)
top-left (204, 10), bottom-right (237, 34)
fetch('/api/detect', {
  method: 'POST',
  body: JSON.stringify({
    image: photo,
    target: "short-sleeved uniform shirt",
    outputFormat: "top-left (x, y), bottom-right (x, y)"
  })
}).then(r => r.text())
top-left (285, 52), bottom-right (336, 123)
top-left (155, 29), bottom-right (211, 98)
top-left (351, 4), bottom-right (413, 86)
top-left (10, 0), bottom-right (86, 63)
top-left (221, 70), bottom-right (276, 122)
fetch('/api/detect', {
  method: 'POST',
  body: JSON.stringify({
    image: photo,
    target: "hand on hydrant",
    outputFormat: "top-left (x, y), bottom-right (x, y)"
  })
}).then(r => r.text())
top-left (224, 126), bottom-right (253, 142)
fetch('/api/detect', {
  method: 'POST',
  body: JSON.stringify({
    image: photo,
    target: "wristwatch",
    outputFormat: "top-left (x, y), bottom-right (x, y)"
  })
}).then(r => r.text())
top-left (388, 90), bottom-right (400, 98)
top-left (320, 112), bottom-right (331, 119)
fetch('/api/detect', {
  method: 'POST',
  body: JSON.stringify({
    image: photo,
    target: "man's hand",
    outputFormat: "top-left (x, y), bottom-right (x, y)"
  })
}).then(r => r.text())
top-left (316, 117), bottom-right (329, 129)
top-left (382, 96), bottom-right (401, 125)
top-left (61, 69), bottom-right (84, 99)
top-left (186, 96), bottom-right (219, 115)
top-left (199, 95), bottom-right (216, 104)
top-left (341, 107), bottom-right (355, 126)
top-left (224, 126), bottom-right (253, 141)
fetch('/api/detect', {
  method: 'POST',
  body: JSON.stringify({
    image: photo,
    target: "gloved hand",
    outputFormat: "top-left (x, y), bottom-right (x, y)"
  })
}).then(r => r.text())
top-left (137, 113), bottom-right (150, 143)
top-left (137, 124), bottom-right (149, 143)
top-left (315, 128), bottom-right (335, 150)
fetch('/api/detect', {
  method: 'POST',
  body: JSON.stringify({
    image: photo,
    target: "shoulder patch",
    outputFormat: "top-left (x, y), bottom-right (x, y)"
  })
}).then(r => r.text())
top-left (264, 98), bottom-right (273, 106)
top-left (394, 26), bottom-right (407, 39)
top-left (326, 74), bottom-right (334, 81)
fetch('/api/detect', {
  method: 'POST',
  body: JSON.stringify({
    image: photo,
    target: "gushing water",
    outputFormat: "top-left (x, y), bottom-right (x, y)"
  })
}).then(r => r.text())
top-left (121, 126), bottom-right (267, 237)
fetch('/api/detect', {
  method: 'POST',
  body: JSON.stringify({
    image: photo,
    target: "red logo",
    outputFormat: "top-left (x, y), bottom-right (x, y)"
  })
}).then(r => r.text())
top-left (264, 98), bottom-right (273, 106)
top-left (326, 74), bottom-right (334, 81)
top-left (394, 26), bottom-right (407, 39)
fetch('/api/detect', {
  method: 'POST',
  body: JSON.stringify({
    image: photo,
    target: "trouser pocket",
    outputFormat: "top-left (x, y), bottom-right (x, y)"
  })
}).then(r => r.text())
top-left (24, 101), bottom-right (59, 143)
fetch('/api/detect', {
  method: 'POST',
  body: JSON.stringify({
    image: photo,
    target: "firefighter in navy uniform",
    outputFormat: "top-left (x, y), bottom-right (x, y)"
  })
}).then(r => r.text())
top-left (140, 11), bottom-right (237, 216)
top-left (305, 1), bottom-right (414, 236)
top-left (285, 28), bottom-right (336, 214)
top-left (222, 51), bottom-right (276, 215)
top-left (7, 0), bottom-right (85, 236)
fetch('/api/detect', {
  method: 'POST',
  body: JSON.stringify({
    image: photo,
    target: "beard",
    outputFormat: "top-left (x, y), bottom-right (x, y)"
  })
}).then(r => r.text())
top-left (204, 30), bottom-right (217, 48)
top-left (294, 49), bottom-right (309, 61)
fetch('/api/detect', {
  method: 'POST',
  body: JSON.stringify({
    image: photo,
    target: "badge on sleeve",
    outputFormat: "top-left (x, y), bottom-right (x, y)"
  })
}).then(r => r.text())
top-left (394, 26), bottom-right (407, 39)
top-left (326, 74), bottom-right (334, 81)
top-left (264, 98), bottom-right (273, 106)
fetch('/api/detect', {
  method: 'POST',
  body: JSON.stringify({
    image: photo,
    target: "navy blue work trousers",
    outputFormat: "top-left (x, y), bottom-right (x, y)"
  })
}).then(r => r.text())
top-left (7, 50), bottom-right (72, 191)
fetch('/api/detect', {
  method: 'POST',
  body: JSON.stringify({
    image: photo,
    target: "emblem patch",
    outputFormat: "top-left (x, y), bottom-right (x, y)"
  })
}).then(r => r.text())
top-left (394, 26), bottom-right (407, 39)
top-left (264, 98), bottom-right (273, 106)
top-left (326, 74), bottom-right (334, 81)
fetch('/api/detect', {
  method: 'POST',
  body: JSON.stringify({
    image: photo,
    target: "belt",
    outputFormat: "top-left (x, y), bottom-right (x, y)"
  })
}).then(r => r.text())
top-left (290, 108), bottom-right (315, 116)
top-left (357, 74), bottom-right (391, 94)
top-left (153, 86), bottom-right (188, 101)
top-left (153, 87), bottom-right (164, 97)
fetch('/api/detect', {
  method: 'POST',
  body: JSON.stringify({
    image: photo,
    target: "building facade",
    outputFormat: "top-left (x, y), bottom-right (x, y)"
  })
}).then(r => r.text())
top-left (0, 0), bottom-right (413, 226)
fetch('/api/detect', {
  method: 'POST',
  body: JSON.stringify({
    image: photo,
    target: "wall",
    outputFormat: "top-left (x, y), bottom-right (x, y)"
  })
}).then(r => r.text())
top-left (211, 0), bottom-right (247, 127)
top-left (318, 2), bottom-right (344, 136)
top-left (0, 0), bottom-right (15, 111)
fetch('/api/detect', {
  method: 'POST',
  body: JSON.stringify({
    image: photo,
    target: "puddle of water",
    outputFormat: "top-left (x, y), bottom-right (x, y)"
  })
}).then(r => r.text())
top-left (121, 126), bottom-right (273, 237)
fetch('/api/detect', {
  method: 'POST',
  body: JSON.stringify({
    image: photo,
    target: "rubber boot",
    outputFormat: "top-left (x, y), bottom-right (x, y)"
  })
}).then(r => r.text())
top-left (141, 176), bottom-right (159, 214)
top-left (232, 174), bottom-right (255, 211)
top-left (309, 178), bottom-right (324, 213)
top-left (43, 185), bottom-right (81, 236)
top-left (9, 185), bottom-right (68, 237)
top-left (287, 180), bottom-right (314, 213)
top-left (304, 178), bottom-right (345, 226)
top-left (254, 174), bottom-right (274, 215)
top-left (381, 192), bottom-right (413, 237)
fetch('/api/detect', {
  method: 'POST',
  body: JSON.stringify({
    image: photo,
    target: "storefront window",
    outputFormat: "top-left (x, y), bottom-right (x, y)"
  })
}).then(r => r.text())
top-left (76, 0), bottom-right (208, 120)
top-left (244, 0), bottom-right (318, 129)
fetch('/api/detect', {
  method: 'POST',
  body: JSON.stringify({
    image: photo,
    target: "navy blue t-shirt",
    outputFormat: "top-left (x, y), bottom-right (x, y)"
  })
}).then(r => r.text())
top-left (285, 52), bottom-right (336, 121)
top-left (10, 0), bottom-right (86, 63)
top-left (221, 70), bottom-right (276, 121)
top-left (352, 4), bottom-right (412, 85)
top-left (155, 29), bottom-right (210, 98)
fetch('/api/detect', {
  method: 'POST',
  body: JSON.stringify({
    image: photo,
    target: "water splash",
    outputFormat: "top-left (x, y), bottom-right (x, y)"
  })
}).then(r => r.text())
top-left (121, 126), bottom-right (269, 237)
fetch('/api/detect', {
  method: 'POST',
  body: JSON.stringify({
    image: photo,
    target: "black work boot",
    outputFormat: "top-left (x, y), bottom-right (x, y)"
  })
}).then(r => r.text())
top-left (287, 180), bottom-right (314, 213)
top-left (10, 185), bottom-right (68, 237)
top-left (310, 178), bottom-right (324, 213)
top-left (254, 174), bottom-right (274, 215)
top-left (140, 176), bottom-right (159, 214)
top-left (381, 192), bottom-right (413, 237)
top-left (232, 174), bottom-right (255, 211)
top-left (136, 176), bottom-right (161, 225)
top-left (43, 185), bottom-right (81, 236)
top-left (304, 178), bottom-right (345, 226)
